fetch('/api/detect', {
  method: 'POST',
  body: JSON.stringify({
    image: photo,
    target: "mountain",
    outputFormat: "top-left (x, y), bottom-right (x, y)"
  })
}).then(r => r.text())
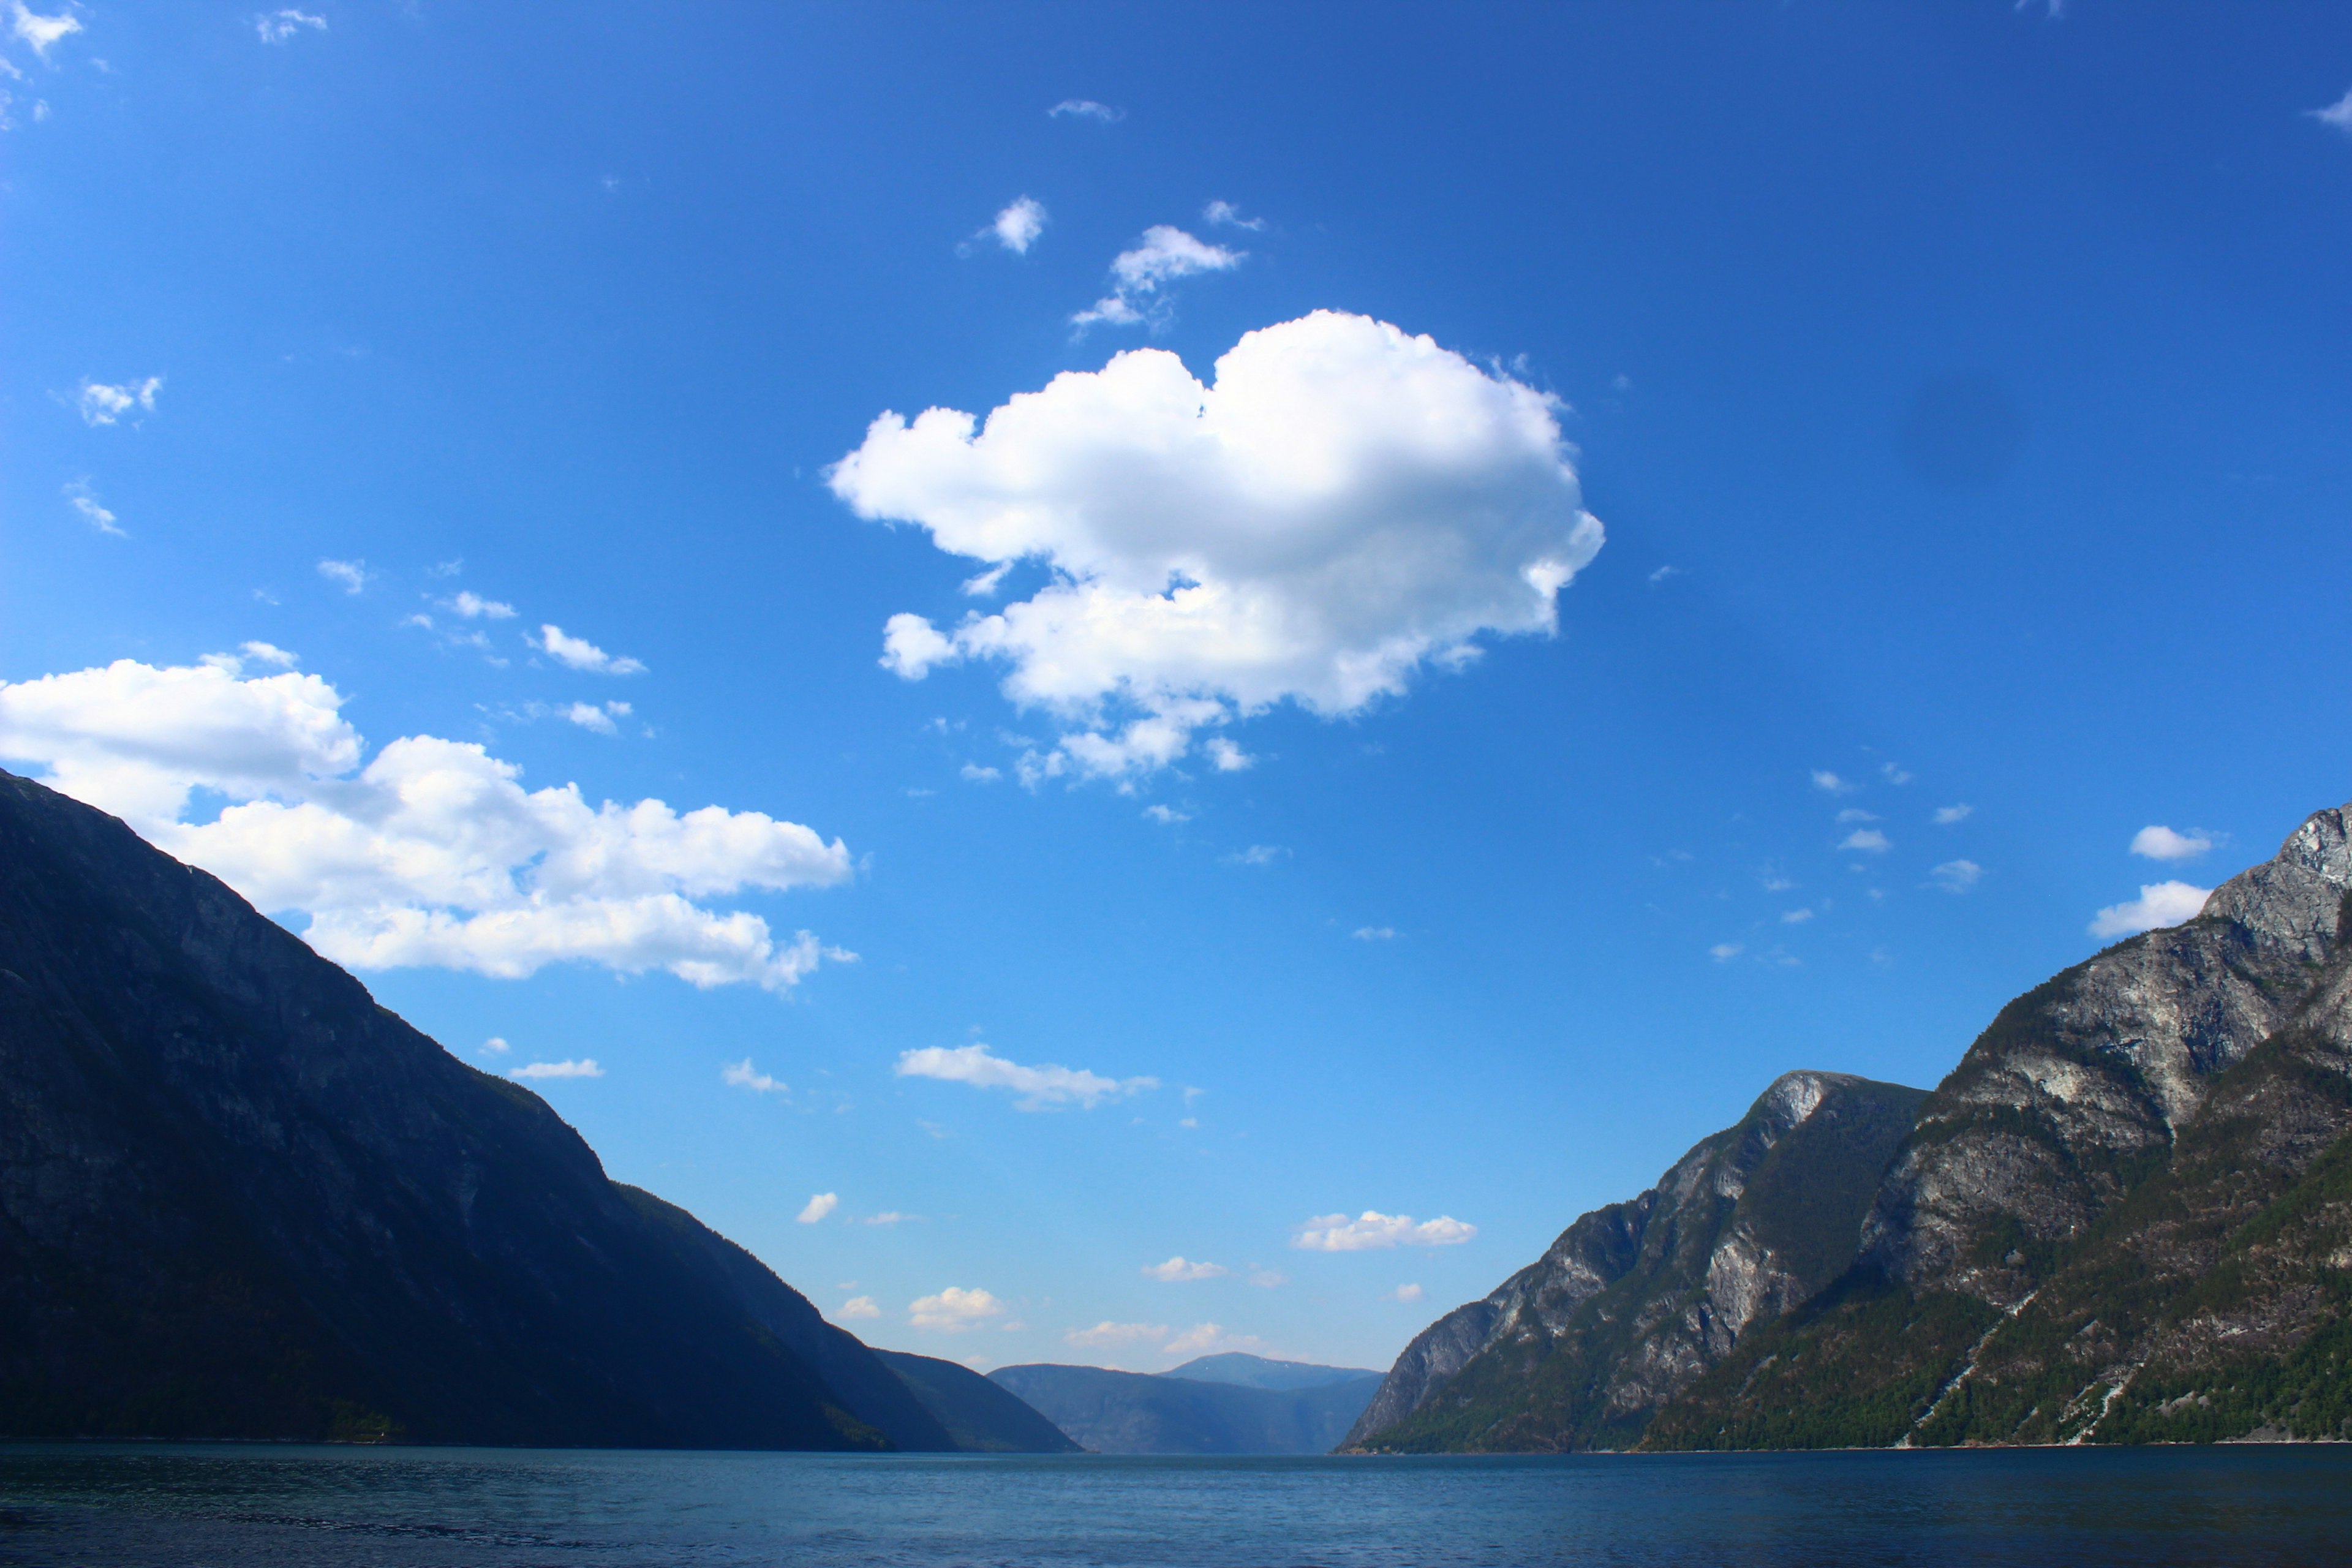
top-left (1354, 802), bottom-right (2352, 1452)
top-left (989, 1363), bottom-right (1384, 1453)
top-left (0, 767), bottom-right (954, 1450)
top-left (1649, 804), bottom-right (2352, 1448)
top-left (1163, 1352), bottom-right (1381, 1390)
top-left (1343, 1071), bottom-right (1926, 1452)
top-left (875, 1349), bottom-right (1082, 1452)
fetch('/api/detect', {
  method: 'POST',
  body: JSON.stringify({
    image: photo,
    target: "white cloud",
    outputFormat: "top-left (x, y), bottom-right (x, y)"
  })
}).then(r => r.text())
top-left (239, 641), bottom-right (298, 668)
top-left (1142, 1256), bottom-right (1229, 1282)
top-left (317, 558), bottom-right (369, 594)
top-left (1224, 845), bottom-right (1286, 867)
top-left (1203, 736), bottom-right (1252, 772)
top-left (64, 480), bottom-right (122, 536)
top-left (1142, 804), bottom-right (1189, 824)
top-left (1781, 908), bottom-right (1813, 924)
top-left (2130, 824), bottom-right (2214, 862)
top-left (987, 195), bottom-right (1046, 254)
top-left (535, 624), bottom-right (646, 676)
top-left (1047, 99), bottom-right (1122, 122)
top-left (1388, 1283), bottom-right (1425, 1303)
top-left (839, 1294), bottom-right (880, 1319)
top-left (10, 4), bottom-right (78, 61)
top-left (894, 1042), bottom-right (1158, 1110)
top-left (1836, 809), bottom-right (1879, 824)
top-left (1071, 225), bottom-right (1243, 330)
top-left (443, 591), bottom-right (516, 620)
top-left (959, 763), bottom-right (1001, 783)
top-left (1839, 829), bottom-right (1890, 853)
top-left (1248, 1268), bottom-right (1286, 1288)
top-left (1811, 770), bottom-right (1857, 794)
top-left (1290, 1210), bottom-right (1476, 1252)
top-left (77, 376), bottom-right (161, 426)
top-left (726, 1058), bottom-right (787, 1095)
top-left (859, 1211), bottom-right (911, 1226)
top-left (796, 1191), bottom-right (839, 1223)
top-left (1931, 859), bottom-right (1983, 893)
top-left (1201, 200), bottom-right (1265, 231)
top-left (562, 701), bottom-right (625, 735)
top-left (0, 658), bottom-right (853, 992)
top-left (2089, 881), bottom-right (2212, 940)
top-left (2310, 88), bottom-right (2352, 134)
top-left (835, 312), bottom-right (1600, 783)
top-left (479, 1035), bottom-right (510, 1055)
top-left (1881, 763), bottom-right (1913, 785)
top-left (511, 1058), bottom-right (602, 1080)
top-left (254, 9), bottom-right (325, 44)
top-left (1647, 564), bottom-right (1679, 584)
top-left (1352, 925), bottom-right (1396, 941)
top-left (1933, 804), bottom-right (1973, 825)
top-left (1709, 942), bottom-right (1743, 962)
top-left (910, 1286), bottom-right (1005, 1331)
top-left (1065, 1321), bottom-right (1166, 1349)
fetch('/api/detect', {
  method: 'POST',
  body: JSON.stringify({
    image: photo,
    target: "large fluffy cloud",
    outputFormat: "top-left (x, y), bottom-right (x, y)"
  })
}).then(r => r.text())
top-left (831, 310), bottom-right (1603, 781)
top-left (0, 657), bottom-right (851, 990)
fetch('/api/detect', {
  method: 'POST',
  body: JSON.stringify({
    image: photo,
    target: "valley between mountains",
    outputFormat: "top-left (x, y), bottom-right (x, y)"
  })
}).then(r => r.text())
top-left (5, 764), bottom-right (2350, 1452)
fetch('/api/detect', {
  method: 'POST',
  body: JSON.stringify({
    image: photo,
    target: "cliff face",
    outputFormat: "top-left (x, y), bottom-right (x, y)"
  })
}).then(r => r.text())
top-left (1649, 804), bottom-right (2352, 1449)
top-left (1344, 1071), bottom-right (1926, 1452)
top-left (0, 769), bottom-right (953, 1450)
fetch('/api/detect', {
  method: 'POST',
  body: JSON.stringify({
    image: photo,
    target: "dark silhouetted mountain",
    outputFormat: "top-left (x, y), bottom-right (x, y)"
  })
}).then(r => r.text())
top-left (1163, 1352), bottom-right (1379, 1390)
top-left (1344, 1072), bottom-right (1926, 1451)
top-left (875, 1349), bottom-right (1081, 1452)
top-left (0, 768), bottom-right (954, 1450)
top-left (989, 1363), bottom-right (1382, 1453)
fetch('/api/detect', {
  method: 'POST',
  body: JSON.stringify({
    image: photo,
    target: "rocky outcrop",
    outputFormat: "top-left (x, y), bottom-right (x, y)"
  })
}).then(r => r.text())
top-left (0, 768), bottom-right (954, 1450)
top-left (1344, 1071), bottom-right (1926, 1451)
top-left (1648, 802), bottom-right (2352, 1449)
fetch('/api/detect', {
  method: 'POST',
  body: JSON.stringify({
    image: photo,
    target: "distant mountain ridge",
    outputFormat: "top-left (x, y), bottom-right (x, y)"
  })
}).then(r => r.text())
top-left (0, 767), bottom-right (949, 1449)
top-left (874, 1351), bottom-right (1081, 1452)
top-left (1163, 1352), bottom-right (1381, 1390)
top-left (1349, 801), bottom-right (2352, 1450)
top-left (991, 1359), bottom-right (1382, 1453)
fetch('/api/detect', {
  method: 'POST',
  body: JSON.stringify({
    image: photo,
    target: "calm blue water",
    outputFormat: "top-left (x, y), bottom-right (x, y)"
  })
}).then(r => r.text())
top-left (2, 1444), bottom-right (2348, 1566)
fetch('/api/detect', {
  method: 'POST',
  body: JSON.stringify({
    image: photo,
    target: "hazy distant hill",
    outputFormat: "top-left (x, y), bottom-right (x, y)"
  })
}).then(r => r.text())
top-left (990, 1361), bottom-right (1382, 1453)
top-left (0, 769), bottom-right (952, 1450)
top-left (876, 1349), bottom-right (1082, 1452)
top-left (1165, 1352), bottom-right (1380, 1391)
top-left (1351, 801), bottom-right (2352, 1451)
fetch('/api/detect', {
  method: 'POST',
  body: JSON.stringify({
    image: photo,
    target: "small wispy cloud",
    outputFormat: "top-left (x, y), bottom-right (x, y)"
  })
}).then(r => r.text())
top-left (511, 1058), bottom-right (603, 1080)
top-left (910, 1286), bottom-right (1005, 1332)
top-left (1647, 564), bottom-right (1681, 585)
top-left (1932, 804), bottom-right (1973, 826)
top-left (240, 641), bottom-right (298, 667)
top-left (839, 1294), bottom-right (880, 1319)
top-left (442, 590), bottom-right (516, 620)
top-left (1201, 199), bottom-right (1265, 231)
top-left (1811, 769), bottom-right (1857, 795)
top-left (254, 9), bottom-right (326, 44)
top-left (1709, 942), bottom-right (1744, 962)
top-left (1203, 736), bottom-right (1253, 772)
top-left (1047, 99), bottom-right (1123, 122)
top-left (724, 1057), bottom-right (786, 1095)
top-left (1387, 1283), bottom-right (1425, 1303)
top-left (1839, 829), bottom-right (1891, 853)
top-left (960, 763), bottom-right (1001, 783)
top-left (534, 623), bottom-right (646, 675)
top-left (1352, 925), bottom-right (1397, 941)
top-left (982, 195), bottom-right (1047, 254)
top-left (1836, 808), bottom-right (1880, 824)
top-left (64, 480), bottom-right (122, 536)
top-left (796, 1193), bottom-right (839, 1224)
top-left (10, 3), bottom-right (82, 62)
top-left (894, 1042), bottom-right (1157, 1111)
top-left (77, 376), bottom-right (162, 426)
top-left (2313, 88), bottom-right (2352, 135)
top-left (2130, 824), bottom-right (2215, 862)
top-left (1142, 804), bottom-right (1190, 824)
top-left (1781, 908), bottom-right (1814, 924)
top-left (1880, 762), bottom-right (1913, 785)
top-left (1291, 1210), bottom-right (1476, 1252)
top-left (1141, 1256), bottom-right (1229, 1282)
top-left (1931, 859), bottom-right (1983, 894)
top-left (1072, 225), bottom-right (1244, 331)
top-left (1224, 845), bottom-right (1286, 867)
top-left (317, 558), bottom-right (370, 594)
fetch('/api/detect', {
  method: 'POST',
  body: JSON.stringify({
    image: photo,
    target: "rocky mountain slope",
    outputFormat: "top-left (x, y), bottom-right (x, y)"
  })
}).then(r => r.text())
top-left (873, 1350), bottom-right (1082, 1452)
top-left (1649, 805), bottom-right (2352, 1447)
top-left (1343, 1072), bottom-right (1926, 1452)
top-left (991, 1362), bottom-right (1382, 1453)
top-left (0, 768), bottom-right (953, 1449)
top-left (1357, 801), bottom-right (2352, 1452)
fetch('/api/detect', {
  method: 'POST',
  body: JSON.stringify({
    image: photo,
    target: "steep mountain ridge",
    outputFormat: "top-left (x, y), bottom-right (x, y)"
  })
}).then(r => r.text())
top-left (0, 767), bottom-right (951, 1449)
top-left (1344, 1071), bottom-right (1925, 1451)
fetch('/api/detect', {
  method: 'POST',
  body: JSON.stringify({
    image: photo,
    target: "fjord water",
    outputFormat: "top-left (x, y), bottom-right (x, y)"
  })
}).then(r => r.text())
top-left (4, 1446), bottom-right (2349, 1566)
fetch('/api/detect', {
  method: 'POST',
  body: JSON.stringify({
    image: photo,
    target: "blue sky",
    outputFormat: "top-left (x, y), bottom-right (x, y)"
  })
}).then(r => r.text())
top-left (7, 1), bottom-right (2352, 1372)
